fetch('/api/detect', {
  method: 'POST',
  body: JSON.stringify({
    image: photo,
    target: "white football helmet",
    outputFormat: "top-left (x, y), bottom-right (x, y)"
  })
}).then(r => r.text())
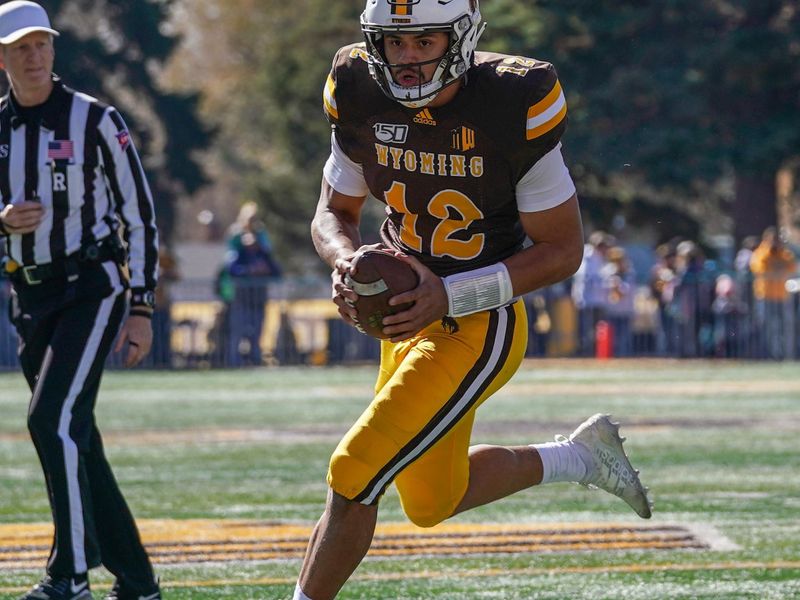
top-left (361, 0), bottom-right (485, 108)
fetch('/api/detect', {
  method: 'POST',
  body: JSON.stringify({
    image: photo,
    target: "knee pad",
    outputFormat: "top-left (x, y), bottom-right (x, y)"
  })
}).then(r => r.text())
top-left (328, 449), bottom-right (382, 503)
top-left (400, 496), bottom-right (456, 528)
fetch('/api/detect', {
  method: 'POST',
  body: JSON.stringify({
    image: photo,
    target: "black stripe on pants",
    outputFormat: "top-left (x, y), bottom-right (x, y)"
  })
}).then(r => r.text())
top-left (16, 263), bottom-right (156, 589)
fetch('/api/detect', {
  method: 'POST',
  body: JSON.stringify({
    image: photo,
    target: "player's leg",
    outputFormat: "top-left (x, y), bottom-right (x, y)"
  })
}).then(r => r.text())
top-left (392, 300), bottom-right (651, 520)
top-left (394, 301), bottom-right (528, 525)
top-left (295, 337), bottom-right (402, 600)
top-left (296, 304), bottom-right (524, 599)
top-left (296, 489), bottom-right (378, 600)
top-left (454, 422), bottom-right (652, 519)
top-left (455, 419), bottom-right (653, 518)
top-left (453, 417), bottom-right (652, 518)
top-left (295, 331), bottom-right (408, 599)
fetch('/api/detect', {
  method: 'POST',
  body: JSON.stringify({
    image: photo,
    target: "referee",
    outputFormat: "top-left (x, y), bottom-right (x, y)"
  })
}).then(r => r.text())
top-left (0, 2), bottom-right (161, 599)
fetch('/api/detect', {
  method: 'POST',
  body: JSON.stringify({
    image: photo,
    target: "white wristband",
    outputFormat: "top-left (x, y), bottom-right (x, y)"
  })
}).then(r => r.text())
top-left (442, 262), bottom-right (514, 317)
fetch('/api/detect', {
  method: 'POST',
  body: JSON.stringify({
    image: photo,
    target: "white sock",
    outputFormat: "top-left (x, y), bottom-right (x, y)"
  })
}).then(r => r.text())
top-left (293, 582), bottom-right (313, 600)
top-left (531, 439), bottom-right (591, 484)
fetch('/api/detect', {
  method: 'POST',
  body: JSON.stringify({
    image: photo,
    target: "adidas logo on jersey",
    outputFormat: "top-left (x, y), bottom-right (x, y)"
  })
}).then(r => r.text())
top-left (413, 109), bottom-right (437, 126)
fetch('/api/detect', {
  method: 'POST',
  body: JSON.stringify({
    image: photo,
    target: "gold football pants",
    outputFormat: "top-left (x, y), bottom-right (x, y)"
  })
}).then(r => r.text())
top-left (328, 301), bottom-right (527, 527)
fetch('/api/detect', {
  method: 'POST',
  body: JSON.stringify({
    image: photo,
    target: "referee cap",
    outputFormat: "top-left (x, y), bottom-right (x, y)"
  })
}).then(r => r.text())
top-left (0, 1), bottom-right (59, 45)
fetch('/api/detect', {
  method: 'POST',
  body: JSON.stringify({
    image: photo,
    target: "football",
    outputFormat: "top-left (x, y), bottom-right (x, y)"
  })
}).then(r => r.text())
top-left (344, 249), bottom-right (419, 339)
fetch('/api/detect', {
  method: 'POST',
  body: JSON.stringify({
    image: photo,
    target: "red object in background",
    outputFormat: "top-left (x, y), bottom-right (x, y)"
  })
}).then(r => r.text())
top-left (596, 320), bottom-right (613, 359)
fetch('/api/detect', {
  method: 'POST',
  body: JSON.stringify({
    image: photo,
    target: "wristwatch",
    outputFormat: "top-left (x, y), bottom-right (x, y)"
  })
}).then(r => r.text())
top-left (131, 289), bottom-right (156, 309)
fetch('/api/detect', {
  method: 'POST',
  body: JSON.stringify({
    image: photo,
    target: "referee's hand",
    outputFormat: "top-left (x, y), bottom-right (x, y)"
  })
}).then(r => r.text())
top-left (0, 201), bottom-right (45, 234)
top-left (114, 314), bottom-right (153, 367)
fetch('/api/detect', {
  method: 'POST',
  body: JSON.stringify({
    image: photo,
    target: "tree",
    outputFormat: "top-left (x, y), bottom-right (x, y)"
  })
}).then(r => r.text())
top-left (166, 0), bottom-right (799, 268)
top-left (485, 1), bottom-right (800, 243)
top-left (0, 0), bottom-right (211, 241)
top-left (164, 0), bottom-right (365, 268)
top-left (702, 1), bottom-right (800, 241)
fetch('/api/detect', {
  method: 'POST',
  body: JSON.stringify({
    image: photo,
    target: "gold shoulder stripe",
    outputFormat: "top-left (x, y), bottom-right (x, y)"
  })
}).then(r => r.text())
top-left (349, 46), bottom-right (369, 62)
top-left (323, 73), bottom-right (338, 120)
top-left (526, 79), bottom-right (566, 140)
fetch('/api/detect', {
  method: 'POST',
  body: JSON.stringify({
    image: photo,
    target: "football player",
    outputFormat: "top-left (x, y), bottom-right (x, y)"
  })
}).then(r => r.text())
top-left (297, 1), bottom-right (652, 598)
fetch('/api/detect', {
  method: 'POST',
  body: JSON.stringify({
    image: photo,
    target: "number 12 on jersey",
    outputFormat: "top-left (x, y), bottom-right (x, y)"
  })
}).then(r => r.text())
top-left (384, 181), bottom-right (485, 261)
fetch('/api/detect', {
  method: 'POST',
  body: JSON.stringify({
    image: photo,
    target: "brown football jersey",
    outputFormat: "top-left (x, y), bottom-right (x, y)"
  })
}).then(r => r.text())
top-left (323, 44), bottom-right (568, 277)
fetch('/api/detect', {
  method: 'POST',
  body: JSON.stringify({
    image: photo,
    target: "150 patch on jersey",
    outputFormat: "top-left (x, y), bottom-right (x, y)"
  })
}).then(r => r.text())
top-left (374, 123), bottom-right (408, 144)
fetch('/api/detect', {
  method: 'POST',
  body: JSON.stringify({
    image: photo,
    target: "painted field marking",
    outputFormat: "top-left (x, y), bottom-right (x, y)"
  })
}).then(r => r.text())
top-left (1, 561), bottom-right (799, 594)
top-left (0, 520), bottom-right (794, 594)
top-left (0, 519), bottom-right (727, 569)
top-left (170, 560), bottom-right (800, 589)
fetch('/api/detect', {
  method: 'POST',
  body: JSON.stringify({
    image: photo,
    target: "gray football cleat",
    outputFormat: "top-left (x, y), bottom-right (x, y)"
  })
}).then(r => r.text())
top-left (567, 413), bottom-right (653, 518)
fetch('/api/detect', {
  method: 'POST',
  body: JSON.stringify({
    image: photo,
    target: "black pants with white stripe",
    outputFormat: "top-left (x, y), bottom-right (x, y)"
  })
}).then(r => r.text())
top-left (12, 261), bottom-right (156, 590)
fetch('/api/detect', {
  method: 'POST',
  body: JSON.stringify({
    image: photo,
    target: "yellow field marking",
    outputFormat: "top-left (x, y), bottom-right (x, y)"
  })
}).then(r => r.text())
top-left (0, 520), bottom-right (708, 570)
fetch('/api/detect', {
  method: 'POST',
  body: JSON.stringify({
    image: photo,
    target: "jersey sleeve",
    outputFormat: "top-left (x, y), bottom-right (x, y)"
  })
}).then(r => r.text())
top-left (322, 43), bottom-right (371, 122)
top-left (525, 66), bottom-right (567, 144)
top-left (321, 44), bottom-right (372, 182)
top-left (515, 142), bottom-right (576, 212)
top-left (509, 61), bottom-right (570, 183)
top-left (323, 69), bottom-right (340, 125)
top-left (323, 132), bottom-right (369, 197)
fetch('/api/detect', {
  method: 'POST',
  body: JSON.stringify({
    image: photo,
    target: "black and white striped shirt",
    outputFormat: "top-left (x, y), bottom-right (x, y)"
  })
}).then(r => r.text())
top-left (0, 77), bottom-right (158, 293)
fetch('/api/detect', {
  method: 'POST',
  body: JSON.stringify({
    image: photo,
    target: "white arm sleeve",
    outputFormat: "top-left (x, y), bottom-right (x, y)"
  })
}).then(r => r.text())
top-left (322, 133), bottom-right (369, 197)
top-left (516, 143), bottom-right (577, 213)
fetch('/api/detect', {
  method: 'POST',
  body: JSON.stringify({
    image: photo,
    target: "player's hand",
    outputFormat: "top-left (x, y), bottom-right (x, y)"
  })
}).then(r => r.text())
top-left (114, 314), bottom-right (153, 367)
top-left (331, 243), bottom-right (391, 329)
top-left (382, 254), bottom-right (448, 342)
top-left (0, 201), bottom-right (45, 234)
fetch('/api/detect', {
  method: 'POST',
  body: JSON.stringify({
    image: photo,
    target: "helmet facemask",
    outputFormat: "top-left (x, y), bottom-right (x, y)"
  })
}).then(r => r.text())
top-left (361, 1), bottom-right (484, 109)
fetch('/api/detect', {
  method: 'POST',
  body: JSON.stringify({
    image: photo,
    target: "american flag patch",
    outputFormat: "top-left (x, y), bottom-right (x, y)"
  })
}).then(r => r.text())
top-left (116, 130), bottom-right (130, 151)
top-left (48, 140), bottom-right (74, 161)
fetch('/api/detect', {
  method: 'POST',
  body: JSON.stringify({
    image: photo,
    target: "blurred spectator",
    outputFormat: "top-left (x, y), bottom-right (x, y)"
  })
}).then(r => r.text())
top-left (151, 244), bottom-right (180, 368)
top-left (649, 242), bottom-right (678, 355)
top-left (733, 235), bottom-right (759, 355)
top-left (224, 204), bottom-right (282, 367)
top-left (735, 235), bottom-right (759, 274)
top-left (749, 227), bottom-right (797, 359)
top-left (524, 289), bottom-right (551, 357)
top-left (571, 231), bottom-right (614, 356)
top-left (228, 201), bottom-right (275, 255)
top-left (711, 274), bottom-right (747, 358)
top-left (671, 240), bottom-right (715, 357)
top-left (207, 264), bottom-right (233, 367)
top-left (735, 235), bottom-right (758, 307)
top-left (603, 246), bottom-right (636, 357)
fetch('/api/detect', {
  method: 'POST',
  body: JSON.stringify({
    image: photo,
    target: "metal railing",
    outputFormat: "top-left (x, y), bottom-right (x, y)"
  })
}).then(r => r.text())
top-left (0, 272), bottom-right (798, 371)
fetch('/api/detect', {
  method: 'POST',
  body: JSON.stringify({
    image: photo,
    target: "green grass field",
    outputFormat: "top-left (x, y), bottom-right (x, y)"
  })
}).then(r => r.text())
top-left (1, 359), bottom-right (799, 599)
